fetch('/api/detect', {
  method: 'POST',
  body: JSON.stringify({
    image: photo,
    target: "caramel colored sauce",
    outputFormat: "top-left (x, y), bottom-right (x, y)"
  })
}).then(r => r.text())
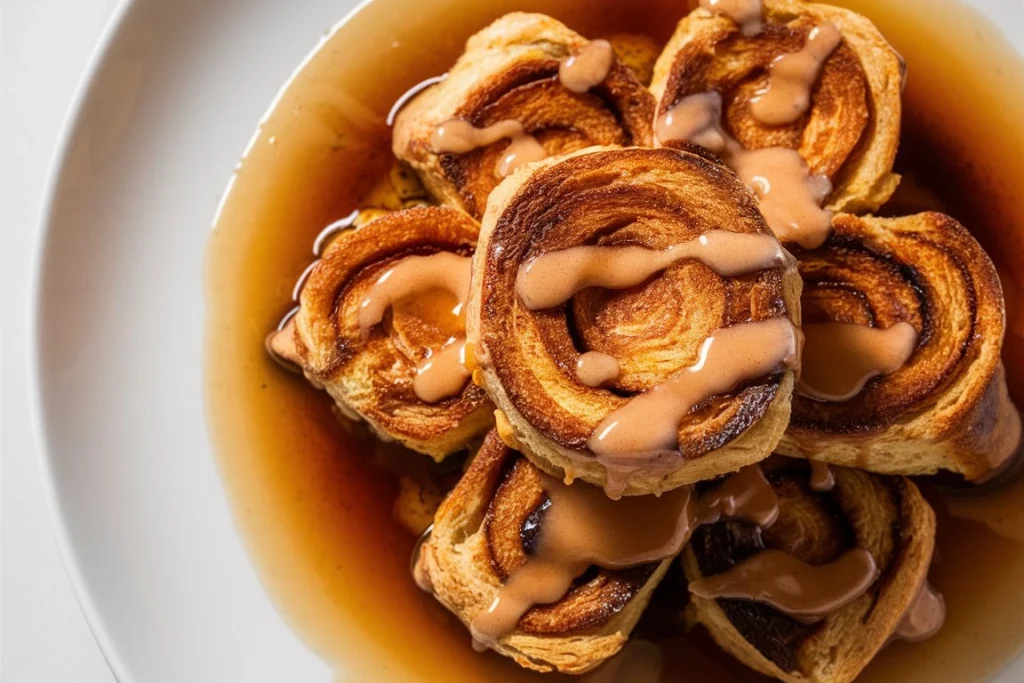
top-left (204, 0), bottom-right (1023, 681)
top-left (392, 288), bottom-right (465, 340)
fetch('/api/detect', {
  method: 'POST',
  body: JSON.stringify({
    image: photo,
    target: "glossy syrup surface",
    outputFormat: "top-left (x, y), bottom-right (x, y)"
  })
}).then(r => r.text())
top-left (205, 0), bottom-right (1024, 680)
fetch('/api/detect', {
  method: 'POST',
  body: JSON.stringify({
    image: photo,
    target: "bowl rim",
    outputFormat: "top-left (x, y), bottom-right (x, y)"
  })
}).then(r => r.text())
top-left (27, 5), bottom-right (139, 678)
top-left (24, 1), bottom-right (377, 680)
top-left (24, 1), bottom-right (1024, 681)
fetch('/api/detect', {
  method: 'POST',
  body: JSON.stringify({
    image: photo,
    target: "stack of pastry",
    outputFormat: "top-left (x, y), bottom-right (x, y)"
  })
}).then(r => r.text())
top-left (267, 4), bottom-right (1019, 681)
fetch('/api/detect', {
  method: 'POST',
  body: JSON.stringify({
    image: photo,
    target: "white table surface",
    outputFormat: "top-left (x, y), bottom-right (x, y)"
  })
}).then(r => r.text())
top-left (2, 1), bottom-right (120, 681)
top-left (1, 2), bottom-right (1021, 683)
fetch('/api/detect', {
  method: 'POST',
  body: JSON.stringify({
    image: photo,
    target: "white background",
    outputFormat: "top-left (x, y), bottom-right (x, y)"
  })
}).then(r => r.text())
top-left (3, 1), bottom-right (120, 680)
top-left (1, 1), bottom-right (1021, 683)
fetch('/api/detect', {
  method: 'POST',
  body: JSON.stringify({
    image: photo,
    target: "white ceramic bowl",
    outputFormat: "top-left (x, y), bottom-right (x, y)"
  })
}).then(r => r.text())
top-left (29, 0), bottom-right (1024, 681)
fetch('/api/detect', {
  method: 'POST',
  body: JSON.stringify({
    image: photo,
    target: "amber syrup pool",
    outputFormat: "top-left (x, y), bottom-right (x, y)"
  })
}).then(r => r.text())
top-left (205, 0), bottom-right (1024, 680)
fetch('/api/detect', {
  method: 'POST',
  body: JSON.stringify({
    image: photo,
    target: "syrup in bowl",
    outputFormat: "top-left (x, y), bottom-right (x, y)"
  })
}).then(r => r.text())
top-left (205, 0), bottom-right (1024, 680)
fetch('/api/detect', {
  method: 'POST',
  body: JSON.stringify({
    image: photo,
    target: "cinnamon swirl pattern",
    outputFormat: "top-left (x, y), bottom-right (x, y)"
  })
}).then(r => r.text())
top-left (650, 0), bottom-right (903, 224)
top-left (251, 5), bottom-right (1023, 681)
top-left (416, 430), bottom-right (682, 674)
top-left (392, 12), bottom-right (655, 219)
top-left (469, 146), bottom-right (802, 497)
top-left (684, 458), bottom-right (938, 683)
top-left (777, 212), bottom-right (1021, 481)
top-left (270, 207), bottom-right (493, 459)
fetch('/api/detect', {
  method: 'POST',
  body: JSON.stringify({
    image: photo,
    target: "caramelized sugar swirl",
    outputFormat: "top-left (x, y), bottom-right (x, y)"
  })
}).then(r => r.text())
top-left (470, 146), bottom-right (802, 495)
top-left (780, 212), bottom-right (1020, 480)
top-left (484, 454), bottom-right (662, 635)
top-left (292, 207), bottom-right (493, 459)
top-left (651, 0), bottom-right (903, 213)
top-left (416, 431), bottom-right (674, 673)
top-left (393, 12), bottom-right (655, 219)
top-left (685, 459), bottom-right (937, 682)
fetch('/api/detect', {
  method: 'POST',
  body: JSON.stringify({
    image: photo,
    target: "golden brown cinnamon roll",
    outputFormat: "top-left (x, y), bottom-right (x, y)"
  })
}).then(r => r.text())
top-left (416, 430), bottom-right (686, 674)
top-left (776, 212), bottom-right (1021, 481)
top-left (468, 146), bottom-right (802, 497)
top-left (268, 207), bottom-right (493, 459)
top-left (684, 459), bottom-right (939, 683)
top-left (392, 12), bottom-right (655, 219)
top-left (650, 0), bottom-right (903, 215)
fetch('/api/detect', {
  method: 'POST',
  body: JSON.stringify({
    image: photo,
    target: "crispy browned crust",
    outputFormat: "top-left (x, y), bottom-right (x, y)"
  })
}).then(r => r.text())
top-left (393, 12), bottom-right (655, 219)
top-left (468, 146), bottom-right (802, 495)
top-left (777, 212), bottom-right (1021, 480)
top-left (417, 430), bottom-right (671, 673)
top-left (649, 0), bottom-right (903, 214)
top-left (684, 460), bottom-right (936, 683)
top-left (288, 207), bottom-right (493, 459)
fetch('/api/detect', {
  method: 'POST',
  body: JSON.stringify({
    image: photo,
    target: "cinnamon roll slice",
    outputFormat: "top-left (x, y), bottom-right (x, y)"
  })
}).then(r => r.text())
top-left (684, 459), bottom-right (940, 683)
top-left (777, 212), bottom-right (1021, 481)
top-left (416, 430), bottom-right (689, 674)
top-left (267, 207), bottom-right (493, 460)
top-left (468, 146), bottom-right (802, 497)
top-left (650, 0), bottom-right (903, 242)
top-left (392, 12), bottom-right (655, 219)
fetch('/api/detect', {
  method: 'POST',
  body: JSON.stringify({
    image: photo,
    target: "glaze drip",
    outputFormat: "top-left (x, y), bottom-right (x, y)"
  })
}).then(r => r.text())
top-left (576, 352), bottom-right (621, 387)
top-left (515, 230), bottom-right (788, 310)
top-left (689, 547), bottom-right (879, 620)
top-left (893, 581), bottom-right (946, 643)
top-left (414, 339), bottom-right (472, 403)
top-left (360, 252), bottom-right (474, 402)
top-left (473, 465), bottom-right (780, 646)
top-left (700, 0), bottom-right (763, 36)
top-left (589, 318), bottom-right (799, 457)
top-left (559, 39), bottom-right (615, 93)
top-left (729, 146), bottom-right (833, 249)
top-left (655, 91), bottom-right (729, 150)
top-left (751, 23), bottom-right (843, 125)
top-left (431, 119), bottom-right (547, 177)
top-left (808, 460), bottom-right (836, 492)
top-left (657, 92), bottom-right (834, 249)
top-left (359, 252), bottom-right (470, 336)
top-left (797, 321), bottom-right (918, 402)
top-left (470, 477), bottom-right (697, 647)
top-left (694, 465), bottom-right (780, 528)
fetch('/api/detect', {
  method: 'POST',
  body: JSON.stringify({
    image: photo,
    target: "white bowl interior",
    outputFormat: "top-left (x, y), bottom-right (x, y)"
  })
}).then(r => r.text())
top-left (30, 1), bottom-right (353, 679)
